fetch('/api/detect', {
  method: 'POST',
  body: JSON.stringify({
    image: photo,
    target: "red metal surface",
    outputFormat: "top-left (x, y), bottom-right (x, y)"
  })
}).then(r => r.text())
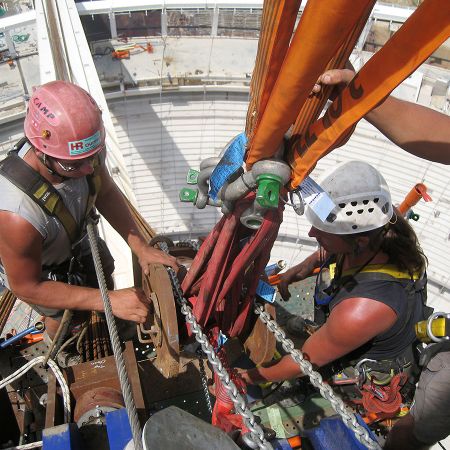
top-left (74, 387), bottom-right (125, 422)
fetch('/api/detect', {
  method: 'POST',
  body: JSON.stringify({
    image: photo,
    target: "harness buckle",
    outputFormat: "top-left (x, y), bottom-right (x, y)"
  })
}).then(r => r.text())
top-left (354, 358), bottom-right (377, 388)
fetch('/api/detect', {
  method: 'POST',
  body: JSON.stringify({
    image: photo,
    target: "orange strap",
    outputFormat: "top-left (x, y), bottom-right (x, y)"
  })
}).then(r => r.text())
top-left (288, 0), bottom-right (450, 189)
top-left (246, 0), bottom-right (301, 139)
top-left (398, 183), bottom-right (432, 215)
top-left (245, 0), bottom-right (376, 167)
top-left (289, 2), bottom-right (375, 141)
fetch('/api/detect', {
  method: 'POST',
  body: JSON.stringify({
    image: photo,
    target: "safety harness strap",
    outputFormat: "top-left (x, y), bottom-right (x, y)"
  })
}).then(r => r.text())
top-left (0, 149), bottom-right (101, 244)
top-left (0, 153), bottom-right (78, 242)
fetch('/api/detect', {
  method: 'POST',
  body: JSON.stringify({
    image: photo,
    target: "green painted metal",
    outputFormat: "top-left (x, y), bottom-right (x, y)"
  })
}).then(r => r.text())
top-left (179, 187), bottom-right (198, 203)
top-left (274, 276), bottom-right (316, 326)
top-left (255, 173), bottom-right (282, 208)
top-left (251, 392), bottom-right (336, 439)
top-left (187, 169), bottom-right (200, 184)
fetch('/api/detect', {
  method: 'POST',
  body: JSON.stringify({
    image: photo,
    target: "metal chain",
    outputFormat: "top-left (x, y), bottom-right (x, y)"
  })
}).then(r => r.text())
top-left (254, 303), bottom-right (381, 450)
top-left (197, 350), bottom-right (213, 416)
top-left (158, 242), bottom-right (272, 450)
top-left (176, 239), bottom-right (200, 252)
top-left (87, 219), bottom-right (143, 450)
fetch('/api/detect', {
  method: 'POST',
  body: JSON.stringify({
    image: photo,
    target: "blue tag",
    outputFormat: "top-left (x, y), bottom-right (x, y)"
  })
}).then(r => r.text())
top-left (209, 133), bottom-right (247, 201)
top-left (256, 280), bottom-right (276, 303)
top-left (217, 330), bottom-right (228, 348)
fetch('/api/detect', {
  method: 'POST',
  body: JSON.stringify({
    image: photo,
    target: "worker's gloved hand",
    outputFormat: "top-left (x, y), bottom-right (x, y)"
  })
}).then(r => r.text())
top-left (109, 287), bottom-right (150, 324)
top-left (137, 244), bottom-right (179, 273)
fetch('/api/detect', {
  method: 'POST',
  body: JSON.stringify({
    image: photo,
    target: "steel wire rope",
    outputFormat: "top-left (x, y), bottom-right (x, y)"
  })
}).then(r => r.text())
top-left (3, 440), bottom-right (44, 450)
top-left (63, 0), bottom-right (134, 200)
top-left (86, 218), bottom-right (143, 450)
top-left (158, 241), bottom-right (272, 450)
top-left (158, 37), bottom-right (166, 232)
top-left (254, 303), bottom-right (382, 450)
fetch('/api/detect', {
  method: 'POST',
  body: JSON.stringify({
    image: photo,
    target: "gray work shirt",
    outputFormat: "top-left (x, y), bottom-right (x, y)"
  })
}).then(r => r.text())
top-left (0, 144), bottom-right (92, 289)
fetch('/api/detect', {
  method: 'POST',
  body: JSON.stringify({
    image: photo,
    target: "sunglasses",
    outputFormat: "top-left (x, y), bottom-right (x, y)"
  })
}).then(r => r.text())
top-left (53, 155), bottom-right (96, 172)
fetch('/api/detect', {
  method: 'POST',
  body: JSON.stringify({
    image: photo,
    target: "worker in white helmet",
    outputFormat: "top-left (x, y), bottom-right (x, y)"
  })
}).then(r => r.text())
top-left (292, 69), bottom-right (450, 450)
top-left (240, 161), bottom-right (428, 409)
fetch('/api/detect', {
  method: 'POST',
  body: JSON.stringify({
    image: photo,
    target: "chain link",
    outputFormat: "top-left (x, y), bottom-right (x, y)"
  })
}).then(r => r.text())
top-left (158, 242), bottom-right (272, 450)
top-left (176, 239), bottom-right (201, 252)
top-left (197, 350), bottom-right (213, 416)
top-left (254, 304), bottom-right (381, 450)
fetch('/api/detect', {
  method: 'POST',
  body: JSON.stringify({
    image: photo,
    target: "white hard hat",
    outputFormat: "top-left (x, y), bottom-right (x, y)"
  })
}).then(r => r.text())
top-left (305, 161), bottom-right (393, 235)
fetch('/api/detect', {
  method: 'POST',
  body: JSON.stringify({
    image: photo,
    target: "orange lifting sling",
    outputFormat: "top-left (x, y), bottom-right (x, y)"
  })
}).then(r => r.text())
top-left (245, 0), bottom-right (301, 139)
top-left (245, 0), bottom-right (376, 167)
top-left (287, 0), bottom-right (450, 188)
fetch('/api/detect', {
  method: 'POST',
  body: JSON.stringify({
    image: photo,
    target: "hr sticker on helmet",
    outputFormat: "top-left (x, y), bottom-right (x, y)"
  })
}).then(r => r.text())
top-left (68, 130), bottom-right (101, 156)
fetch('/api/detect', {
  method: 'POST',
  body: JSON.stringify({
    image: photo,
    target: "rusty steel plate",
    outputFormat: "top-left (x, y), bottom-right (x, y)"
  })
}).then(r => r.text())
top-left (143, 264), bottom-right (180, 378)
top-left (244, 303), bottom-right (276, 366)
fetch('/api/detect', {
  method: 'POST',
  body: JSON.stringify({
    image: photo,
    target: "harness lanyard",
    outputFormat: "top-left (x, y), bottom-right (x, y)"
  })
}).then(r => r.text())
top-left (314, 250), bottom-right (380, 306)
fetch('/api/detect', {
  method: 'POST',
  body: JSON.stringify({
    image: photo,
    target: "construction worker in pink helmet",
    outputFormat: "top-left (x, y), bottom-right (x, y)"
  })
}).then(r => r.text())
top-left (0, 80), bottom-right (178, 343)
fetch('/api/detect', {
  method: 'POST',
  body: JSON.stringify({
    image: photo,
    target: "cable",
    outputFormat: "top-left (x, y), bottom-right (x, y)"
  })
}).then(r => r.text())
top-left (87, 218), bottom-right (143, 450)
top-left (0, 356), bottom-right (70, 423)
top-left (438, 442), bottom-right (447, 450)
top-left (43, 308), bottom-right (73, 366)
top-left (3, 441), bottom-right (43, 450)
top-left (56, 320), bottom-right (89, 356)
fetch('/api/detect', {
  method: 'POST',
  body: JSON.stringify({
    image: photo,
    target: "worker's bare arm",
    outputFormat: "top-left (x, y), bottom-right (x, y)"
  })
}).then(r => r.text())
top-left (366, 96), bottom-right (450, 164)
top-left (95, 165), bottom-right (178, 272)
top-left (316, 68), bottom-right (450, 164)
top-left (0, 211), bottom-right (149, 323)
top-left (241, 297), bottom-right (397, 384)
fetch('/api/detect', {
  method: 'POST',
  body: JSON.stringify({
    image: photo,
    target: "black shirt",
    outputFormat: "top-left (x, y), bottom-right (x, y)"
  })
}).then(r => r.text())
top-left (329, 270), bottom-right (425, 361)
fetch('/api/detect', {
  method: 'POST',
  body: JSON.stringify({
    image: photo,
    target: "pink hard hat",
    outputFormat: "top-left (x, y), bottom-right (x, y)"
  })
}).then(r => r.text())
top-left (24, 80), bottom-right (105, 160)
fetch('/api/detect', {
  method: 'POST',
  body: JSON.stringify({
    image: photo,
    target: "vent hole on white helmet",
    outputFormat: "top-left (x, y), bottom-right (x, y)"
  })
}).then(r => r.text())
top-left (368, 208), bottom-right (374, 213)
top-left (352, 225), bottom-right (358, 230)
top-left (382, 203), bottom-right (390, 213)
top-left (326, 213), bottom-right (337, 223)
top-left (374, 198), bottom-right (379, 203)
top-left (357, 209), bottom-right (364, 214)
top-left (339, 203), bottom-right (346, 208)
top-left (351, 201), bottom-right (357, 206)
top-left (346, 211), bottom-right (353, 216)
top-left (363, 200), bottom-right (369, 205)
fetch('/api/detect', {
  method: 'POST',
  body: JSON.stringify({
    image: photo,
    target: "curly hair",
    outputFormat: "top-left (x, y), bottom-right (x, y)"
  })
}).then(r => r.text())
top-left (349, 209), bottom-right (428, 276)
